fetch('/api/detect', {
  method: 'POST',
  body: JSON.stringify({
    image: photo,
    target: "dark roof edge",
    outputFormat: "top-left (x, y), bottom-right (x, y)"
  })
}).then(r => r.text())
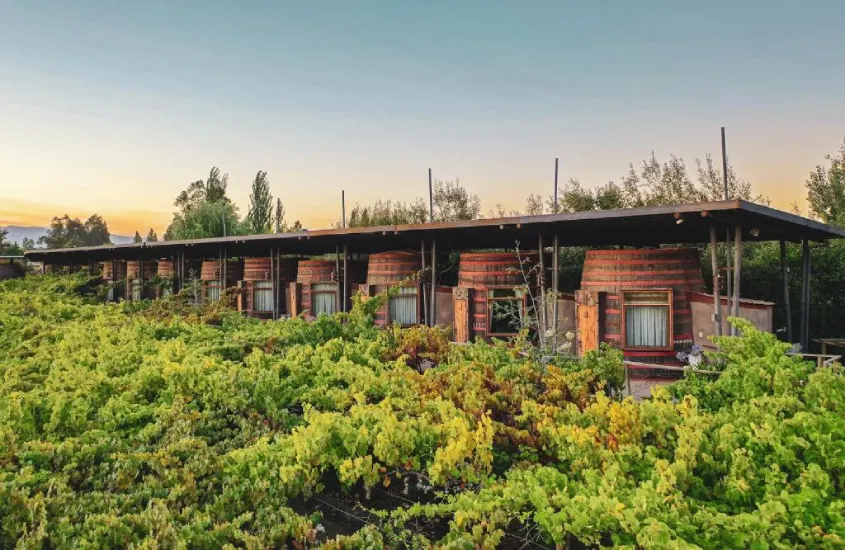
top-left (23, 200), bottom-right (845, 259)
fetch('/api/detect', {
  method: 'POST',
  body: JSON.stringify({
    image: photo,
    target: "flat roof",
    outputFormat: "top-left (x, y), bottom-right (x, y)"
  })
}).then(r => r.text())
top-left (25, 200), bottom-right (845, 262)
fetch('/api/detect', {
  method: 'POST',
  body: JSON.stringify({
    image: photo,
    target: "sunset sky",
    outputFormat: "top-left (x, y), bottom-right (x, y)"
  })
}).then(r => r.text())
top-left (1, 1), bottom-right (844, 236)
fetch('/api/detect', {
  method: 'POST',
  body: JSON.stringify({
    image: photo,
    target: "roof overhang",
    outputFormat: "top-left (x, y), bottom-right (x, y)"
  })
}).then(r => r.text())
top-left (25, 200), bottom-right (845, 262)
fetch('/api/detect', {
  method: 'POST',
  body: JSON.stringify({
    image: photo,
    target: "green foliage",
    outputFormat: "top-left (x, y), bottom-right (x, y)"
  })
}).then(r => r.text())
top-left (145, 229), bottom-right (157, 242)
top-left (37, 214), bottom-right (111, 249)
top-left (0, 276), bottom-right (841, 548)
top-left (806, 137), bottom-right (845, 226)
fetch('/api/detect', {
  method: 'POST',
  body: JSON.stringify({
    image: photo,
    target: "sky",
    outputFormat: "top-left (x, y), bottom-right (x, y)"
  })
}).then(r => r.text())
top-left (1, 1), bottom-right (844, 236)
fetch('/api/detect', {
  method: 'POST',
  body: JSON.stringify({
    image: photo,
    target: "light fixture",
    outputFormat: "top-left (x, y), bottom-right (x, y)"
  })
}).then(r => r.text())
top-left (676, 218), bottom-right (685, 225)
top-left (750, 228), bottom-right (760, 237)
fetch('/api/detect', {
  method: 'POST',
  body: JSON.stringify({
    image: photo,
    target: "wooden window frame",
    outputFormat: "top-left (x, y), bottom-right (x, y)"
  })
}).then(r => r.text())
top-left (310, 282), bottom-right (339, 316)
top-left (620, 288), bottom-right (674, 351)
top-left (387, 284), bottom-right (421, 327)
top-left (486, 286), bottom-right (528, 337)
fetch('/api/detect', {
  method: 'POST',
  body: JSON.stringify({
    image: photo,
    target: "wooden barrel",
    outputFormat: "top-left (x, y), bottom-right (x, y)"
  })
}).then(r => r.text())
top-left (458, 252), bottom-right (537, 338)
top-left (200, 260), bottom-right (244, 285)
top-left (581, 248), bottom-right (703, 367)
top-left (126, 260), bottom-right (158, 280)
top-left (366, 251), bottom-right (423, 326)
top-left (157, 260), bottom-right (174, 278)
top-left (243, 257), bottom-right (272, 281)
top-left (100, 261), bottom-right (127, 281)
top-left (297, 259), bottom-right (367, 315)
top-left (367, 251), bottom-right (422, 285)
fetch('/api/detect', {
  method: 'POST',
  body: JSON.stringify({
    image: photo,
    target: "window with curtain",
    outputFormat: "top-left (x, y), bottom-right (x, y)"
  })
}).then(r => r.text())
top-left (623, 290), bottom-right (672, 348)
top-left (487, 288), bottom-right (526, 335)
top-left (253, 281), bottom-right (274, 312)
top-left (205, 282), bottom-right (222, 303)
top-left (311, 283), bottom-right (337, 316)
top-left (389, 286), bottom-right (418, 325)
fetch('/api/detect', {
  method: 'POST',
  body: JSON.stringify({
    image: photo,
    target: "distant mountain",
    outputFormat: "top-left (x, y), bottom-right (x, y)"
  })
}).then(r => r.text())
top-left (1, 226), bottom-right (133, 247)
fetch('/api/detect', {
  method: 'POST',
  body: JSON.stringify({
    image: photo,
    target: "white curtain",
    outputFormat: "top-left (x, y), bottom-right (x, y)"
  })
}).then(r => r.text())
top-left (312, 283), bottom-right (337, 316)
top-left (206, 284), bottom-right (221, 303)
top-left (253, 281), bottom-right (274, 312)
top-left (625, 306), bottom-right (669, 347)
top-left (131, 279), bottom-right (142, 301)
top-left (389, 286), bottom-right (418, 325)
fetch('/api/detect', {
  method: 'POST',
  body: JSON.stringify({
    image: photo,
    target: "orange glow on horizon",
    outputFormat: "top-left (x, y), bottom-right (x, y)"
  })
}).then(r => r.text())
top-left (0, 199), bottom-right (172, 237)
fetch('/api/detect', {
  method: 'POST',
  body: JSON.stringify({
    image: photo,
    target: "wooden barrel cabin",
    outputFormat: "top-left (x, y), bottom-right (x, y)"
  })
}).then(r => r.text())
top-left (200, 259), bottom-right (244, 303)
top-left (154, 259), bottom-right (175, 298)
top-left (100, 260), bottom-right (127, 302)
top-left (291, 258), bottom-right (367, 317)
top-left (237, 257), bottom-right (298, 319)
top-left (453, 251), bottom-right (537, 342)
top-left (361, 251), bottom-right (423, 327)
top-left (577, 248), bottom-right (704, 370)
top-left (125, 260), bottom-right (158, 301)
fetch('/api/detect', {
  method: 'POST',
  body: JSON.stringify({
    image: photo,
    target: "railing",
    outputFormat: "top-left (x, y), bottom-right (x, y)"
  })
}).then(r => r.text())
top-left (786, 352), bottom-right (843, 368)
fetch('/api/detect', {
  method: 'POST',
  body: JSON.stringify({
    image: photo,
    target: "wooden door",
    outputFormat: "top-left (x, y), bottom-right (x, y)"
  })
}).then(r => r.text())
top-left (575, 290), bottom-right (599, 356)
top-left (453, 287), bottom-right (471, 343)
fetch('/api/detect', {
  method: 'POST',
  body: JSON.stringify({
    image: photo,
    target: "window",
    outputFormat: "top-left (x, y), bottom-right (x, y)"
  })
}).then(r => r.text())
top-left (253, 281), bottom-right (274, 312)
top-left (205, 282), bottom-right (222, 303)
top-left (622, 290), bottom-right (672, 348)
top-left (389, 286), bottom-right (419, 325)
top-left (311, 282), bottom-right (338, 316)
top-left (487, 287), bottom-right (526, 336)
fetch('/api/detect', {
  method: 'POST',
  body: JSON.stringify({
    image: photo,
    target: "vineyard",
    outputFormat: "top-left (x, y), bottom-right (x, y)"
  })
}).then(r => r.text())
top-left (0, 275), bottom-right (843, 549)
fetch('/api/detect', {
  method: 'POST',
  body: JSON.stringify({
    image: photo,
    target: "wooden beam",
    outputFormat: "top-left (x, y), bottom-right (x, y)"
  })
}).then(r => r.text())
top-left (800, 239), bottom-right (811, 350)
top-left (779, 240), bottom-right (793, 342)
top-left (709, 225), bottom-right (723, 337)
top-left (431, 239), bottom-right (438, 327)
top-left (731, 225), bottom-right (742, 334)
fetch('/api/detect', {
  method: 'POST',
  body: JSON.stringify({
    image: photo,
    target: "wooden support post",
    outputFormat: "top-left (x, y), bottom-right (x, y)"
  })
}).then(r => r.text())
top-left (551, 234), bottom-right (559, 339)
top-left (731, 226), bottom-right (742, 334)
top-left (709, 225), bottom-right (723, 337)
top-left (800, 240), bottom-right (811, 350)
top-left (270, 247), bottom-right (277, 320)
top-left (430, 239), bottom-right (438, 327)
top-left (343, 244), bottom-right (349, 313)
top-left (335, 246), bottom-right (341, 313)
top-left (420, 240), bottom-right (428, 325)
top-left (538, 234), bottom-right (547, 335)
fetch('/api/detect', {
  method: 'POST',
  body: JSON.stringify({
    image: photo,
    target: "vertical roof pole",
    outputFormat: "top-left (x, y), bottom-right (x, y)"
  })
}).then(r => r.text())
top-left (428, 168), bottom-right (434, 223)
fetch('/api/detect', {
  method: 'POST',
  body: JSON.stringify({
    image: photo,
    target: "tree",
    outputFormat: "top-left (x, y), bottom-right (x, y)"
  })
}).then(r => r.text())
top-left (275, 199), bottom-right (284, 233)
top-left (343, 179), bottom-right (480, 228)
top-left (0, 229), bottom-right (23, 255)
top-left (38, 215), bottom-right (112, 249)
top-left (432, 179), bottom-right (481, 222)
top-left (146, 229), bottom-right (158, 242)
top-left (164, 200), bottom-right (245, 240)
top-left (21, 237), bottom-right (35, 251)
top-left (806, 138), bottom-right (845, 227)
top-left (165, 167), bottom-right (239, 240)
top-left (246, 171), bottom-right (274, 234)
top-left (174, 167), bottom-right (230, 212)
top-left (133, 231), bottom-right (143, 243)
